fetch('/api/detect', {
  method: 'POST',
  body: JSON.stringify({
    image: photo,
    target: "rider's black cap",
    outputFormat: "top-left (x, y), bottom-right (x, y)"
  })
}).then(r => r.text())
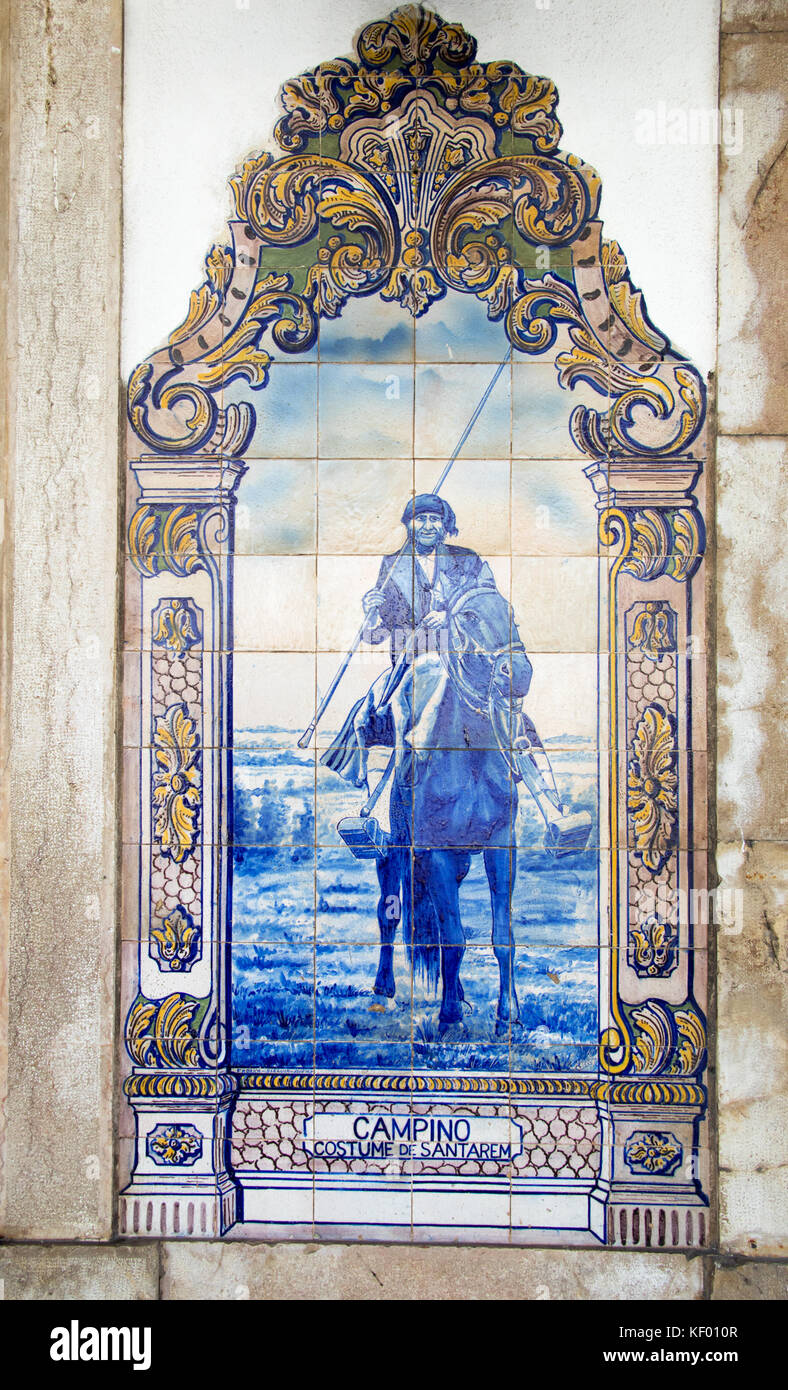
top-left (401, 494), bottom-right (458, 536)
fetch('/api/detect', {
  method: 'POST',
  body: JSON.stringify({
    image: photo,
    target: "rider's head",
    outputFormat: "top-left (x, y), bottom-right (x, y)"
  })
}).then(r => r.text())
top-left (401, 494), bottom-right (457, 553)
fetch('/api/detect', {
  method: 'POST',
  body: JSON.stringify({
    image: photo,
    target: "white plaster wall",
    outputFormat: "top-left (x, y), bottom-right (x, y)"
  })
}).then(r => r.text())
top-left (122, 0), bottom-right (720, 375)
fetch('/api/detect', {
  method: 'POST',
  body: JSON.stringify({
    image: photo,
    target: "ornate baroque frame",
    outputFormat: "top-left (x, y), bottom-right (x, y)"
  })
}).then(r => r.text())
top-left (120, 5), bottom-right (708, 1245)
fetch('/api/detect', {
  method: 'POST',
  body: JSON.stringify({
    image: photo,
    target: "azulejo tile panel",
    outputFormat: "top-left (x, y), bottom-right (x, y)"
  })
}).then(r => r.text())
top-left (120, 5), bottom-right (709, 1247)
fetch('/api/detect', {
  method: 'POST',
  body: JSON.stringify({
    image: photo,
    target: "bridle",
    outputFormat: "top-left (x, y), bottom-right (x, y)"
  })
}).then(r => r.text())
top-left (447, 586), bottom-right (528, 717)
top-left (441, 581), bottom-right (528, 772)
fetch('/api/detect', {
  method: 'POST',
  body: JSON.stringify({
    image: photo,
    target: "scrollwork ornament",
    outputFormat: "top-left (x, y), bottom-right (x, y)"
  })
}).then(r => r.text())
top-left (273, 6), bottom-right (563, 154)
top-left (126, 5), bottom-right (706, 466)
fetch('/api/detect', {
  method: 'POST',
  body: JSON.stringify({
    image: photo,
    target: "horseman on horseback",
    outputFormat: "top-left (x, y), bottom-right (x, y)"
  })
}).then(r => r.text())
top-left (310, 354), bottom-right (591, 1038)
top-left (323, 493), bottom-right (536, 1036)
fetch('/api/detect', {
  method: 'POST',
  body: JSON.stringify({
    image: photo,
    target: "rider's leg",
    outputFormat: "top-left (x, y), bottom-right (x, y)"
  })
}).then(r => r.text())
top-left (454, 853), bottom-right (471, 1003)
top-left (484, 846), bottom-right (520, 1028)
top-left (426, 849), bottom-right (466, 1030)
top-left (374, 848), bottom-right (403, 997)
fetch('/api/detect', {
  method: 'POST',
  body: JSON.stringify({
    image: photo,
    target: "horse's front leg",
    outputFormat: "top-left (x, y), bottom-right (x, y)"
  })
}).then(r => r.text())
top-left (484, 847), bottom-right (520, 1034)
top-left (426, 850), bottom-right (466, 1034)
top-left (374, 848), bottom-right (403, 998)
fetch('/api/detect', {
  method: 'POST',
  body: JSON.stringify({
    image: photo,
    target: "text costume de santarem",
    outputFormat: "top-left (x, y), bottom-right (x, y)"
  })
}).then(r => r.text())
top-left (120, 5), bottom-right (710, 1246)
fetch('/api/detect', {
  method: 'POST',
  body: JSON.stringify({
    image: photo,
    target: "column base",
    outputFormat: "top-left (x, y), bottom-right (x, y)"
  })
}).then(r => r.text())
top-left (119, 1173), bottom-right (238, 1238)
top-left (590, 1098), bottom-right (709, 1248)
top-left (120, 1070), bottom-right (240, 1238)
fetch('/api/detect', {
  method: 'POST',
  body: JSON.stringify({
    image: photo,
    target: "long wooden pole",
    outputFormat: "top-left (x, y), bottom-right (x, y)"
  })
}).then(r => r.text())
top-left (297, 354), bottom-right (511, 748)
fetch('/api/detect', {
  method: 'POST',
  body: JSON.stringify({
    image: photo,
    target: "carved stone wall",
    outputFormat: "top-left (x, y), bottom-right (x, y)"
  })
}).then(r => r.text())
top-left (0, 0), bottom-right (786, 1300)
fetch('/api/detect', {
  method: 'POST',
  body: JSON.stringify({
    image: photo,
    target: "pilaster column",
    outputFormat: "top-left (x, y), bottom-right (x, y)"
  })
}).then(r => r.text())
top-left (587, 456), bottom-right (709, 1246)
top-left (119, 454), bottom-right (245, 1238)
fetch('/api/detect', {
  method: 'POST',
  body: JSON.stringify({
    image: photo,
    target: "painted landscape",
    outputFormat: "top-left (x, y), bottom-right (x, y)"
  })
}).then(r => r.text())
top-left (231, 728), bottom-right (599, 1074)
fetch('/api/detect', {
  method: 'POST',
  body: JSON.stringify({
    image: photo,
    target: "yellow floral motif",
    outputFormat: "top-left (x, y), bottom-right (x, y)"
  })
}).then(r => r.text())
top-left (630, 915), bottom-right (677, 977)
top-left (152, 703), bottom-right (201, 862)
top-left (152, 599), bottom-right (200, 655)
top-left (624, 1131), bottom-right (682, 1175)
top-left (149, 1125), bottom-right (202, 1166)
top-left (629, 602), bottom-right (676, 659)
top-left (627, 705), bottom-right (677, 873)
top-left (151, 905), bottom-right (200, 971)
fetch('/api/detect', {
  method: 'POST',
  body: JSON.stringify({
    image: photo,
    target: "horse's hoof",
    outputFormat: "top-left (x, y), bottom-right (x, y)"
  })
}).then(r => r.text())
top-left (438, 1020), bottom-right (467, 1042)
top-left (374, 981), bottom-right (396, 999)
top-left (495, 1016), bottom-right (521, 1038)
top-left (369, 995), bottom-right (398, 1014)
top-left (438, 1010), bottom-right (465, 1039)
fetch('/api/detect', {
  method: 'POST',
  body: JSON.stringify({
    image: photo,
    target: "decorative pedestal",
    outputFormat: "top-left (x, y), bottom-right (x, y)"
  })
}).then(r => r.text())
top-left (119, 1074), bottom-right (239, 1237)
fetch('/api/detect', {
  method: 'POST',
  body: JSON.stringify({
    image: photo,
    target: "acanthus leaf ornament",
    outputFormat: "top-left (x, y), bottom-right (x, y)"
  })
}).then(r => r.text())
top-left (125, 993), bottom-right (204, 1069)
top-left (627, 705), bottom-right (678, 875)
top-left (152, 702), bottom-right (201, 863)
top-left (623, 1000), bottom-right (707, 1078)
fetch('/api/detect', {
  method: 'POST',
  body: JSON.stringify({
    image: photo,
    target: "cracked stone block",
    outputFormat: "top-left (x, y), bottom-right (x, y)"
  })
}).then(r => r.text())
top-left (162, 1243), bottom-right (704, 1301)
top-left (716, 840), bottom-right (788, 1256)
top-left (718, 32), bottom-right (788, 433)
top-left (0, 1245), bottom-right (159, 1301)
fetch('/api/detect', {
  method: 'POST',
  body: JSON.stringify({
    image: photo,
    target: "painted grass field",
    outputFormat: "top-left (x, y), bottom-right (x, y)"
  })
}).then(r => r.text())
top-left (231, 729), bottom-right (599, 1074)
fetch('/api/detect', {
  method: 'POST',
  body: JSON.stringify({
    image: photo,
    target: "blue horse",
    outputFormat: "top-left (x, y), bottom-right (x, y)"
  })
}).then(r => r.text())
top-left (324, 582), bottom-right (533, 1037)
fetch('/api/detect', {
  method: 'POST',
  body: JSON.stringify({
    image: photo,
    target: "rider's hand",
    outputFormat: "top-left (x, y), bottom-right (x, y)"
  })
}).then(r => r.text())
top-left (362, 588), bottom-right (386, 618)
top-left (422, 610), bottom-right (446, 630)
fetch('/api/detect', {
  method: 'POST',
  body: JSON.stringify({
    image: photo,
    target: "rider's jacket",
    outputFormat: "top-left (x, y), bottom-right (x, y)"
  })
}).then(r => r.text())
top-left (362, 543), bottom-right (496, 663)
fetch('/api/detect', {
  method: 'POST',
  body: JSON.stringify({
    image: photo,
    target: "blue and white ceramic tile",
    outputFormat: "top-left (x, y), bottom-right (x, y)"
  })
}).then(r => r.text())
top-left (122, 4), bottom-right (711, 1248)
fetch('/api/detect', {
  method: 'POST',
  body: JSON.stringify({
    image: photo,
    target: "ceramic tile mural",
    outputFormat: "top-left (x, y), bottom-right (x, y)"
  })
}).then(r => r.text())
top-left (120, 5), bottom-right (709, 1246)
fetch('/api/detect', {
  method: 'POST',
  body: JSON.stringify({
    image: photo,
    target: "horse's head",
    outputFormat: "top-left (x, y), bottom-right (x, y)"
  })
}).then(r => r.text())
top-left (448, 584), bottom-right (532, 709)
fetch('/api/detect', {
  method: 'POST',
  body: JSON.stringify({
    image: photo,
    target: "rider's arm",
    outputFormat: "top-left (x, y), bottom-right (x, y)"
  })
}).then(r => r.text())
top-left (361, 559), bottom-right (394, 643)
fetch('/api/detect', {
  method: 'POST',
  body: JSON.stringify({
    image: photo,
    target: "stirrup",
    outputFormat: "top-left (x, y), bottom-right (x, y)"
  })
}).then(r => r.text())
top-left (337, 815), bottom-right (389, 860)
top-left (544, 810), bottom-right (592, 857)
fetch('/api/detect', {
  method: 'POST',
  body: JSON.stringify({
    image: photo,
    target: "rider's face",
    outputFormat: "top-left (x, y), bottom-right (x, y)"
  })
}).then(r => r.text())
top-left (411, 511), bottom-right (445, 552)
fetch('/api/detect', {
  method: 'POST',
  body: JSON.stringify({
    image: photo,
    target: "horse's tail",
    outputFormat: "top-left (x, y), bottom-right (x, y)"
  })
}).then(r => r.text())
top-left (401, 853), bottom-right (440, 994)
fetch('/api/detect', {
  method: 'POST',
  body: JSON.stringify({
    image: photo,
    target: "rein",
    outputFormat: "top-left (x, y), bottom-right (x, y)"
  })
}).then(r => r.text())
top-left (442, 586), bottom-right (526, 721)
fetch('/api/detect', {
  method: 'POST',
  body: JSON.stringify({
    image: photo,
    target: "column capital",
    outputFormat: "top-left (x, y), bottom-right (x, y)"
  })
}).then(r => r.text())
top-left (584, 456), bottom-right (702, 510)
top-left (130, 454), bottom-right (247, 505)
